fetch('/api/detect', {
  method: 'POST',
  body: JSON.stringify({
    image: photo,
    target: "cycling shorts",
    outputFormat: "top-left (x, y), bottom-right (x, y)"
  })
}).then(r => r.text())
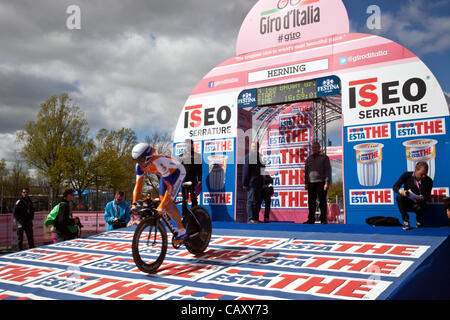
top-left (159, 168), bottom-right (186, 201)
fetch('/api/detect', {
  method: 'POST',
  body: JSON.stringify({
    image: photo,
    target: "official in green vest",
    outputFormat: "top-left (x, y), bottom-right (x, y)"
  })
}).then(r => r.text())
top-left (48, 188), bottom-right (79, 242)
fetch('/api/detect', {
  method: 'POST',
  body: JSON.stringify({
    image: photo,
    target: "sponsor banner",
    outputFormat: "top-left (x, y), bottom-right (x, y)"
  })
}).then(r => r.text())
top-left (51, 239), bottom-right (132, 253)
top-left (345, 117), bottom-right (449, 223)
top-left (4, 249), bottom-right (110, 266)
top-left (200, 267), bottom-right (391, 300)
top-left (430, 187), bottom-right (449, 204)
top-left (0, 230), bottom-right (440, 300)
top-left (269, 168), bottom-right (305, 187)
top-left (347, 123), bottom-right (391, 142)
top-left (349, 189), bottom-right (394, 205)
top-left (204, 139), bottom-right (234, 153)
top-left (210, 235), bottom-right (285, 249)
top-left (85, 256), bottom-right (221, 280)
top-left (341, 62), bottom-right (448, 126)
top-left (271, 189), bottom-right (308, 209)
top-left (247, 251), bottom-right (413, 277)
top-left (273, 239), bottom-right (429, 258)
top-left (158, 286), bottom-right (280, 300)
top-left (236, 0), bottom-right (349, 55)
top-left (268, 128), bottom-right (310, 146)
top-left (26, 270), bottom-right (179, 300)
top-left (238, 89), bottom-right (257, 109)
top-left (395, 118), bottom-right (446, 138)
top-left (174, 141), bottom-right (202, 157)
top-left (202, 192), bottom-right (233, 206)
top-left (170, 247), bottom-right (257, 263)
top-left (0, 290), bottom-right (53, 300)
top-left (316, 75), bottom-right (341, 97)
top-left (174, 92), bottom-right (238, 142)
top-left (0, 262), bottom-right (59, 285)
top-left (261, 146), bottom-right (309, 167)
top-left (91, 231), bottom-right (136, 240)
top-left (278, 113), bottom-right (312, 130)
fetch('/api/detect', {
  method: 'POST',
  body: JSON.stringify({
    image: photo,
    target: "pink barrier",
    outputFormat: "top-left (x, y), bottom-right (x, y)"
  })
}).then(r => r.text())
top-left (327, 203), bottom-right (342, 223)
top-left (259, 204), bottom-right (344, 223)
top-left (0, 211), bottom-right (107, 248)
top-left (0, 215), bottom-right (13, 247)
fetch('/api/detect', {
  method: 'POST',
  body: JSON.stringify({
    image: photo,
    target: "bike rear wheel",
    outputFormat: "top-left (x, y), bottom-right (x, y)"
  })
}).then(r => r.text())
top-left (184, 206), bottom-right (212, 255)
top-left (131, 217), bottom-right (167, 274)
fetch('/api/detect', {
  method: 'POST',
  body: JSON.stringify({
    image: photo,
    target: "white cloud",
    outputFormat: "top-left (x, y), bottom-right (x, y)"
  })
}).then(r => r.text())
top-left (359, 0), bottom-right (450, 56)
top-left (0, 1), bottom-right (254, 143)
top-left (0, 133), bottom-right (21, 167)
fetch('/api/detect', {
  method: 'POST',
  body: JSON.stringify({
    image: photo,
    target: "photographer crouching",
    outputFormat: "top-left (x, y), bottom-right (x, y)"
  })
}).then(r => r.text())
top-left (104, 191), bottom-right (131, 231)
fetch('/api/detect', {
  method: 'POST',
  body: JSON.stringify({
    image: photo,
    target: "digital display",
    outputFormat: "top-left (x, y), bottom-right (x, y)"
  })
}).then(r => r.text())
top-left (257, 80), bottom-right (317, 106)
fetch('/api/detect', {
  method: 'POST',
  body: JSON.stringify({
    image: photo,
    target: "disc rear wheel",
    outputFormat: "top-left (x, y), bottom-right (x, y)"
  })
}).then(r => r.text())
top-left (183, 206), bottom-right (212, 255)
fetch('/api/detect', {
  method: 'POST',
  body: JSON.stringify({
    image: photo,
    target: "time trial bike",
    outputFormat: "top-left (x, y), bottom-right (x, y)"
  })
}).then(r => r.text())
top-left (131, 182), bottom-right (212, 273)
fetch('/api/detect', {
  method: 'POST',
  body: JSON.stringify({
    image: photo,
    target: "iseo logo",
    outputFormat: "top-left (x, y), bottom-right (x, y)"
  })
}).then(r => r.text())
top-left (183, 105), bottom-right (232, 128)
top-left (348, 77), bottom-right (427, 109)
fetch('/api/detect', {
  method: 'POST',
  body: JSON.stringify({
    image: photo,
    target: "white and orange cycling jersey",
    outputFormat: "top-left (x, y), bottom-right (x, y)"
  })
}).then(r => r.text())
top-left (133, 155), bottom-right (186, 209)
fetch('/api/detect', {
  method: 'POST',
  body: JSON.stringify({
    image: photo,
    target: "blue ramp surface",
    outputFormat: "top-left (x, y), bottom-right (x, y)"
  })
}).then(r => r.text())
top-left (0, 223), bottom-right (448, 300)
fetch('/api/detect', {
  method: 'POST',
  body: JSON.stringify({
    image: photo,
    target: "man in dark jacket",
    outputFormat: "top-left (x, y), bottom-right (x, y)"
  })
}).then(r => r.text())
top-left (261, 173), bottom-right (274, 223)
top-left (13, 188), bottom-right (35, 250)
top-left (393, 161), bottom-right (433, 230)
top-left (304, 142), bottom-right (332, 224)
top-left (180, 139), bottom-right (202, 206)
top-left (54, 188), bottom-right (78, 242)
top-left (242, 141), bottom-right (264, 223)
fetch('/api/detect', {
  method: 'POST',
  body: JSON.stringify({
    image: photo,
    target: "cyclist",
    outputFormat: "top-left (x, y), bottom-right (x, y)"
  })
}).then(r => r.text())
top-left (131, 142), bottom-right (187, 243)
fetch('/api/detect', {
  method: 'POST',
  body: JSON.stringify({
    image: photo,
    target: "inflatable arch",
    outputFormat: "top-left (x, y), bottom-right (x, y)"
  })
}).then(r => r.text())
top-left (173, 0), bottom-right (449, 225)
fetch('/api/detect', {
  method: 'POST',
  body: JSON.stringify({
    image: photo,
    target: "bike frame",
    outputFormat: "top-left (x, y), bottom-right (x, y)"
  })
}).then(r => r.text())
top-left (159, 184), bottom-right (200, 237)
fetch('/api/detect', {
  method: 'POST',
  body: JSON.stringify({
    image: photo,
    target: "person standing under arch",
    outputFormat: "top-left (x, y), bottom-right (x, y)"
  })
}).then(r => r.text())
top-left (304, 142), bottom-right (332, 224)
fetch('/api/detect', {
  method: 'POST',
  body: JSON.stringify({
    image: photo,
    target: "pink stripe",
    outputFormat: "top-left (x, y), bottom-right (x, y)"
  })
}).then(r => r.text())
top-left (191, 41), bottom-right (417, 96)
top-left (209, 35), bottom-right (405, 80)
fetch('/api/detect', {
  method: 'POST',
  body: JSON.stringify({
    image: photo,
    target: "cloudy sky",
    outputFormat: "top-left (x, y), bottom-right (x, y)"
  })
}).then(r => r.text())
top-left (0, 0), bottom-right (449, 168)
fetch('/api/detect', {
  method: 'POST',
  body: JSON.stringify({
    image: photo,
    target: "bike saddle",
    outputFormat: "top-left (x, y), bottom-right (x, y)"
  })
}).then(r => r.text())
top-left (182, 182), bottom-right (193, 188)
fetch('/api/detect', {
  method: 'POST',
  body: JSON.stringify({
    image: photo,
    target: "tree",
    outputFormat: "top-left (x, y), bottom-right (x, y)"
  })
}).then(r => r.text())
top-left (6, 159), bottom-right (31, 197)
top-left (327, 181), bottom-right (343, 205)
top-left (16, 93), bottom-right (90, 206)
top-left (94, 128), bottom-right (137, 194)
top-left (59, 137), bottom-right (96, 205)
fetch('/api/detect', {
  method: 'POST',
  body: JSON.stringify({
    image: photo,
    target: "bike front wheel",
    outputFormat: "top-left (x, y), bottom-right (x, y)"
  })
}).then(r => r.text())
top-left (131, 217), bottom-right (167, 274)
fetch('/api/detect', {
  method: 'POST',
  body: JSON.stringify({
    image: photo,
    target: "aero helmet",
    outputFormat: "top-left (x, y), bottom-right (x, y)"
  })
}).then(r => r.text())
top-left (132, 143), bottom-right (154, 164)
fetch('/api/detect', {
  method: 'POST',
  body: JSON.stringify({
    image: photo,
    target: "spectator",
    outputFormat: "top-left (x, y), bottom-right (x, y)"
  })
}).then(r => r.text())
top-left (242, 141), bottom-right (264, 223)
top-left (13, 188), bottom-right (35, 251)
top-left (180, 139), bottom-right (202, 206)
top-left (444, 198), bottom-right (450, 227)
top-left (304, 142), bottom-right (332, 224)
top-left (104, 191), bottom-right (131, 231)
top-left (261, 173), bottom-right (274, 223)
top-left (53, 188), bottom-right (79, 242)
top-left (393, 161), bottom-right (433, 230)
